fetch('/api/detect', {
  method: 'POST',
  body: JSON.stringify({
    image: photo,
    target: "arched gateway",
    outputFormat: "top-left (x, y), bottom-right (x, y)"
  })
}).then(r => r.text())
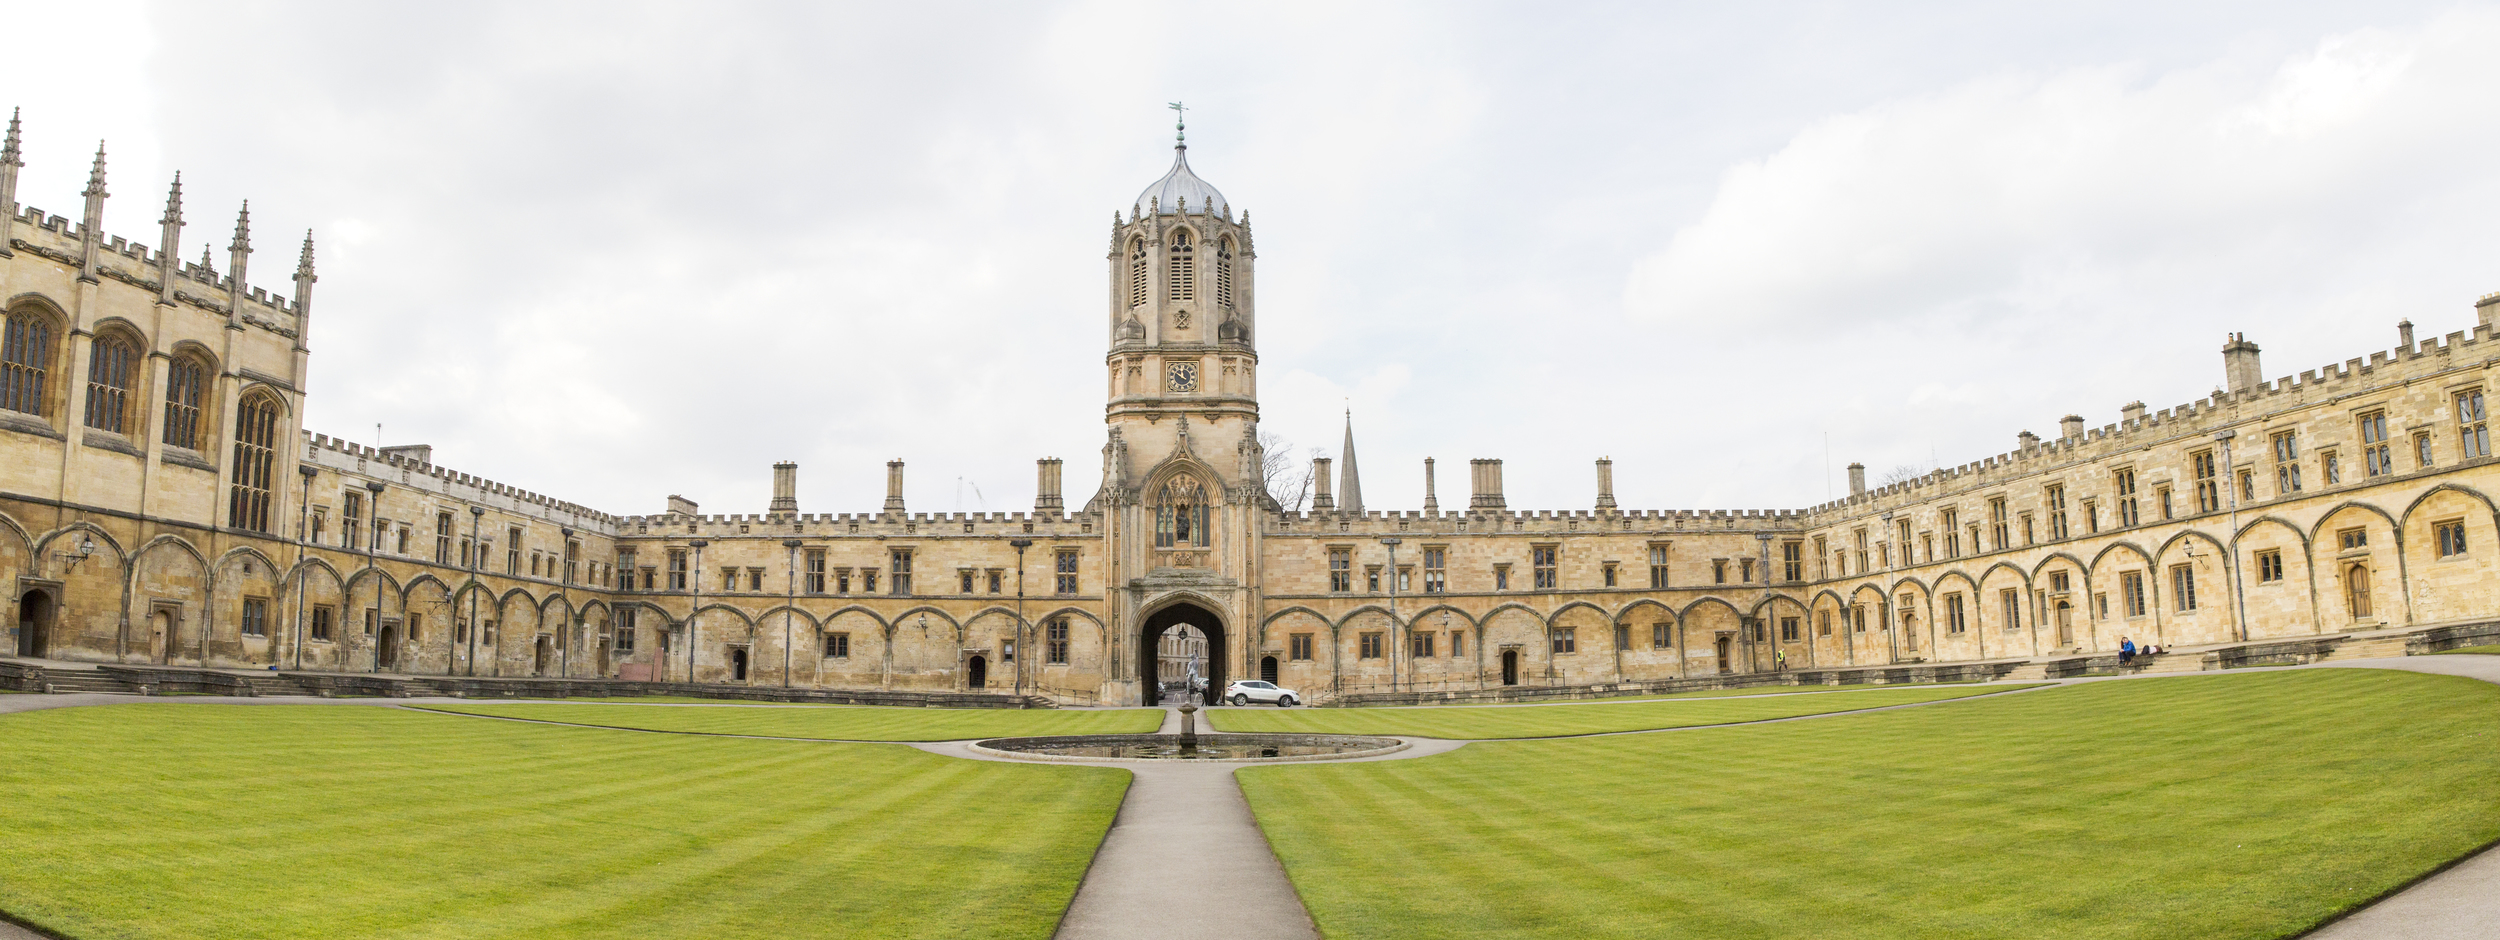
top-left (1138, 601), bottom-right (1225, 706)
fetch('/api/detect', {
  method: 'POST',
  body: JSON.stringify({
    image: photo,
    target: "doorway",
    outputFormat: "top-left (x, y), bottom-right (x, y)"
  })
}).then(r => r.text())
top-left (1138, 601), bottom-right (1225, 705)
top-left (2055, 602), bottom-right (2074, 646)
top-left (1500, 648), bottom-right (1519, 686)
top-left (378, 623), bottom-right (401, 673)
top-left (730, 647), bottom-right (750, 682)
top-left (2347, 565), bottom-right (2372, 619)
top-left (15, 590), bottom-right (53, 658)
top-left (533, 635), bottom-right (553, 676)
top-left (968, 654), bottom-right (987, 689)
top-left (152, 609), bottom-right (174, 664)
top-left (1714, 635), bottom-right (1733, 674)
top-left (1261, 655), bottom-right (1279, 685)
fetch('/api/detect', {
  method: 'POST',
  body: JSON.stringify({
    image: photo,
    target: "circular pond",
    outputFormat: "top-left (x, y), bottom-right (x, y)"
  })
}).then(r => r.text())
top-left (970, 733), bottom-right (1406, 763)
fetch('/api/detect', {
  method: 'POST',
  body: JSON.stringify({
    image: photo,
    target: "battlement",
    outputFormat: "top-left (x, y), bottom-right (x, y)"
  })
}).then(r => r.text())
top-left (612, 507), bottom-right (1104, 540)
top-left (1800, 312), bottom-right (2498, 521)
top-left (306, 431), bottom-right (620, 531)
top-left (1267, 506), bottom-right (1805, 533)
top-left (7, 203), bottom-right (305, 326)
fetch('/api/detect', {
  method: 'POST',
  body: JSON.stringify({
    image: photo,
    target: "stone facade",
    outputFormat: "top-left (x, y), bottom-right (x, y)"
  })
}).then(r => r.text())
top-left (4, 118), bottom-right (2497, 705)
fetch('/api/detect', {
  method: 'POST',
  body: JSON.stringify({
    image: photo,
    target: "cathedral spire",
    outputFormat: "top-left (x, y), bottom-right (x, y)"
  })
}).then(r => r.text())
top-left (1338, 410), bottom-right (1364, 514)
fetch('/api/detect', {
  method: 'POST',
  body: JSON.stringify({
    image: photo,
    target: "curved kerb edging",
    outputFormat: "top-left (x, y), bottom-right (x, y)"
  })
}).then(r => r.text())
top-left (967, 733), bottom-right (1410, 764)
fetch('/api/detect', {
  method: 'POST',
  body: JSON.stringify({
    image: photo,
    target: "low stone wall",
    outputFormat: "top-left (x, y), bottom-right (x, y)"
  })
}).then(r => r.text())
top-left (1325, 660), bottom-right (2025, 707)
top-left (59, 664), bottom-right (1055, 708)
top-left (2409, 620), bottom-right (2500, 654)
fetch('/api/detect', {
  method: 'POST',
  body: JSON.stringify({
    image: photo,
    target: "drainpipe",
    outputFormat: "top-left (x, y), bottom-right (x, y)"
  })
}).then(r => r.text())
top-left (687, 539), bottom-right (707, 686)
top-left (465, 506), bottom-right (482, 676)
top-left (783, 539), bottom-right (800, 688)
top-left (2217, 430), bottom-right (2250, 643)
top-left (293, 464), bottom-right (315, 671)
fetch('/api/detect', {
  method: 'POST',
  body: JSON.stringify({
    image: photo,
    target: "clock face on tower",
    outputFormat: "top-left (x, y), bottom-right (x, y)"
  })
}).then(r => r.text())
top-left (1166, 361), bottom-right (1200, 393)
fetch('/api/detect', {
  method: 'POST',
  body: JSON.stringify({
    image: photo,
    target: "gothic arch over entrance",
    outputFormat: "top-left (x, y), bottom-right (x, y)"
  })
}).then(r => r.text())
top-left (1138, 600), bottom-right (1225, 706)
top-left (17, 589), bottom-right (55, 658)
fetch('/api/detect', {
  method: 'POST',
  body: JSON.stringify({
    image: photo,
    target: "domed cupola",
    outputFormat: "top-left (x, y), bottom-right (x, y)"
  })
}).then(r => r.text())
top-left (1136, 110), bottom-right (1226, 215)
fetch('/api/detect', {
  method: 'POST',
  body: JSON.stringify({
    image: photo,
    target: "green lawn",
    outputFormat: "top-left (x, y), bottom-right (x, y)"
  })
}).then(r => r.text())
top-left (2430, 644), bottom-right (2500, 655)
top-left (0, 704), bottom-right (1127, 940)
top-left (416, 701), bottom-right (1162, 741)
top-left (1207, 683), bottom-right (2036, 738)
top-left (1238, 670), bottom-right (2500, 940)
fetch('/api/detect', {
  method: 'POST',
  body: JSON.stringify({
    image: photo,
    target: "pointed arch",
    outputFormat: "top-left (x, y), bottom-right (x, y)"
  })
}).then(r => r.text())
top-left (2029, 551), bottom-right (2092, 581)
top-left (2306, 500), bottom-right (2400, 544)
top-left (690, 602), bottom-right (756, 627)
top-left (2400, 482), bottom-right (2499, 528)
top-left (343, 565), bottom-right (402, 597)
top-left (2087, 540), bottom-right (2157, 570)
top-left (749, 605), bottom-right (823, 631)
top-left (1260, 605), bottom-right (1335, 628)
top-left (0, 509), bottom-right (33, 566)
top-left (1545, 600), bottom-right (1612, 627)
top-left (1333, 603), bottom-right (1401, 629)
top-left (888, 605), bottom-right (964, 642)
top-left (1676, 596), bottom-right (1744, 620)
top-left (130, 533), bottom-right (210, 576)
top-left (1613, 598), bottom-right (1677, 624)
top-left (2233, 514), bottom-right (2311, 551)
top-left (1475, 601), bottom-right (1548, 625)
top-left (399, 573), bottom-right (455, 605)
top-left (1976, 561), bottom-right (2031, 588)
top-left (2154, 529), bottom-right (2230, 563)
top-left (815, 603), bottom-right (892, 633)
top-left (35, 521), bottom-right (127, 565)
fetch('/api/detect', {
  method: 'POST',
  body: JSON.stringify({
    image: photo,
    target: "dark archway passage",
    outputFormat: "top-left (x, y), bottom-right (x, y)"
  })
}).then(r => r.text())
top-left (730, 648), bottom-right (749, 682)
top-left (1138, 601), bottom-right (1225, 706)
top-left (968, 654), bottom-right (987, 689)
top-left (1500, 649), bottom-right (1519, 686)
top-left (16, 590), bottom-right (53, 658)
top-left (1260, 656), bottom-right (1279, 685)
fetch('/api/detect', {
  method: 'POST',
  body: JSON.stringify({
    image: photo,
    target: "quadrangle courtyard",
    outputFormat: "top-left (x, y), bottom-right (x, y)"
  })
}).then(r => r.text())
top-left (0, 662), bottom-right (2495, 940)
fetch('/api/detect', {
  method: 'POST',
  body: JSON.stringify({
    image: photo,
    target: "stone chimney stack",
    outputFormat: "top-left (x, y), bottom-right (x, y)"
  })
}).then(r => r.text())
top-left (666, 495), bottom-right (699, 516)
top-left (1847, 462), bottom-right (1866, 497)
top-left (2222, 333), bottom-right (2262, 395)
top-left (2121, 401), bottom-right (2148, 426)
top-left (2398, 319), bottom-right (2415, 348)
top-left (770, 461), bottom-right (798, 513)
top-left (883, 460), bottom-right (906, 514)
top-left (1034, 458), bottom-right (1064, 514)
top-left (2476, 292), bottom-right (2499, 333)
top-left (1469, 459), bottom-right (1506, 509)
top-left (1421, 458), bottom-right (1438, 513)
top-left (2060, 414), bottom-right (2085, 441)
top-left (1310, 457), bottom-right (1335, 510)
top-left (2018, 430), bottom-right (2040, 450)
top-left (1594, 458), bottom-right (1617, 510)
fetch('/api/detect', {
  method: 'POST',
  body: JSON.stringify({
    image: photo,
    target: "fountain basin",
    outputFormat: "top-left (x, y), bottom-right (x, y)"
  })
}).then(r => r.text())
top-left (969, 733), bottom-right (1406, 763)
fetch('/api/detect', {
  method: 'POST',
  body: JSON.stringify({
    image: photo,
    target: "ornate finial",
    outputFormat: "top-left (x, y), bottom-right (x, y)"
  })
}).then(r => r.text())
top-left (161, 172), bottom-right (183, 226)
top-left (83, 141), bottom-right (107, 198)
top-left (198, 245), bottom-right (214, 274)
top-left (3, 109), bottom-right (21, 167)
top-left (295, 229), bottom-right (316, 281)
top-left (1168, 100), bottom-right (1189, 149)
top-left (230, 200), bottom-right (251, 254)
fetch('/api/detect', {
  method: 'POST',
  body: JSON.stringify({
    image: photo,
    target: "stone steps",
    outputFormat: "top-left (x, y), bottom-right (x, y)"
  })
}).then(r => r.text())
top-left (2323, 636), bottom-right (2412, 662)
top-left (40, 673), bottom-right (142, 694)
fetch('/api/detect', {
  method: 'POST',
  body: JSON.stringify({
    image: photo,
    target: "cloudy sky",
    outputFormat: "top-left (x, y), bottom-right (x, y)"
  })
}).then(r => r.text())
top-left (6, 1), bottom-right (2497, 518)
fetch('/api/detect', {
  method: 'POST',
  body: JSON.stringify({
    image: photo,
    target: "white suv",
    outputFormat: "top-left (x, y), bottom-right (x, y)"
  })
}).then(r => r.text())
top-left (1224, 680), bottom-right (1298, 707)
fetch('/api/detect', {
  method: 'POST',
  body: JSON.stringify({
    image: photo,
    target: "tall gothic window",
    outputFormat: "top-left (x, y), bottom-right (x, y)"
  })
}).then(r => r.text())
top-left (1, 310), bottom-right (54, 417)
top-left (1127, 238), bottom-right (1148, 308)
top-left (163, 355), bottom-right (206, 449)
top-left (228, 393), bottom-right (280, 532)
top-left (1156, 476), bottom-right (1210, 548)
top-left (83, 334), bottom-right (136, 434)
top-left (1215, 236), bottom-right (1235, 308)
top-left (1167, 229), bottom-right (1195, 302)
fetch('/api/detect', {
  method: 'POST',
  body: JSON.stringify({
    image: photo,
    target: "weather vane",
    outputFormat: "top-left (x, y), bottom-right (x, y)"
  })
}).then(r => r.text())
top-left (1169, 100), bottom-right (1187, 145)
